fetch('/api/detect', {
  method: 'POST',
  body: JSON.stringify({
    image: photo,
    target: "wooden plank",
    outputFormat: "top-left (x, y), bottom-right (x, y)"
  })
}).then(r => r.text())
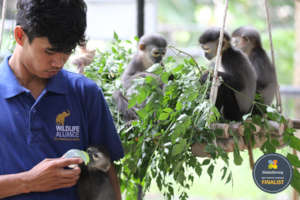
top-left (191, 119), bottom-right (300, 157)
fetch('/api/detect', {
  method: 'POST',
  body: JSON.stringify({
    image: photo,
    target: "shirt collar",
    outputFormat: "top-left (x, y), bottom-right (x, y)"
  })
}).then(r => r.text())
top-left (0, 56), bottom-right (27, 99)
top-left (46, 69), bottom-right (68, 95)
top-left (0, 55), bottom-right (68, 99)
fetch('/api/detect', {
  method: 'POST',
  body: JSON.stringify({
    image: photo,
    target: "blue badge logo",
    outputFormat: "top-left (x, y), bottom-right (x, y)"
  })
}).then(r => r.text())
top-left (253, 153), bottom-right (293, 193)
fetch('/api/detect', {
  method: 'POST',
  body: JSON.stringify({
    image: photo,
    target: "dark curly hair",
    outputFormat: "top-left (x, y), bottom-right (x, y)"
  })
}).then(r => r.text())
top-left (16, 0), bottom-right (87, 54)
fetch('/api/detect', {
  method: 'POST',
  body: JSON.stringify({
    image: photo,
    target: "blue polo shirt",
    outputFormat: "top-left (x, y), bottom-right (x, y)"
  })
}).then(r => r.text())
top-left (0, 56), bottom-right (124, 200)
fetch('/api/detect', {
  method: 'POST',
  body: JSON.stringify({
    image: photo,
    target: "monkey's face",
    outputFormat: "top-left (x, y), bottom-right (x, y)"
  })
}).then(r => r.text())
top-left (231, 36), bottom-right (252, 56)
top-left (87, 147), bottom-right (111, 172)
top-left (147, 45), bottom-right (166, 64)
top-left (200, 42), bottom-right (217, 60)
top-left (231, 36), bottom-right (240, 48)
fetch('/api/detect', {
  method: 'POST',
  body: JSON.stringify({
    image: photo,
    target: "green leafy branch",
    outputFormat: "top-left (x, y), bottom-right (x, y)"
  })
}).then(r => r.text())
top-left (83, 33), bottom-right (300, 199)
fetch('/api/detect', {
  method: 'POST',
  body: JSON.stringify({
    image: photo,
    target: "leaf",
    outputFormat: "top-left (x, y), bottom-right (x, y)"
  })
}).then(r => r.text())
top-left (177, 114), bottom-right (188, 122)
top-left (261, 140), bottom-right (276, 154)
top-left (195, 166), bottom-right (202, 177)
top-left (221, 167), bottom-right (227, 181)
top-left (289, 136), bottom-right (300, 151)
top-left (188, 58), bottom-right (197, 66)
top-left (172, 139), bottom-right (187, 156)
top-left (287, 153), bottom-right (300, 168)
top-left (156, 174), bottom-right (162, 191)
top-left (172, 64), bottom-right (184, 73)
top-left (207, 164), bottom-right (215, 181)
top-left (242, 113), bottom-right (251, 121)
top-left (226, 172), bottom-right (232, 184)
top-left (134, 35), bottom-right (139, 42)
top-left (112, 46), bottom-right (117, 54)
top-left (158, 108), bottom-right (173, 121)
top-left (202, 159), bottom-right (210, 166)
top-left (113, 32), bottom-right (120, 42)
top-left (176, 101), bottom-right (183, 111)
top-left (136, 89), bottom-right (147, 104)
top-left (291, 168), bottom-right (300, 193)
top-left (128, 97), bottom-right (137, 108)
top-left (161, 72), bottom-right (169, 84)
top-left (159, 112), bottom-right (169, 121)
top-left (137, 108), bottom-right (148, 119)
top-left (232, 135), bottom-right (243, 165)
top-left (163, 107), bottom-right (173, 113)
top-left (233, 146), bottom-right (243, 165)
top-left (271, 138), bottom-right (280, 147)
top-left (145, 75), bottom-right (156, 84)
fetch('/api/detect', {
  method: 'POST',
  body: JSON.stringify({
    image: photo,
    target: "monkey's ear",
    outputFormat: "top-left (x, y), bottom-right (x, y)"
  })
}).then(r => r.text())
top-left (139, 44), bottom-right (146, 50)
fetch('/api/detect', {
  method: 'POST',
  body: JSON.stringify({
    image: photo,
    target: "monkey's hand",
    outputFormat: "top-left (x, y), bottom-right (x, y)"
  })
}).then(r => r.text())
top-left (200, 70), bottom-right (210, 84)
top-left (22, 158), bottom-right (82, 193)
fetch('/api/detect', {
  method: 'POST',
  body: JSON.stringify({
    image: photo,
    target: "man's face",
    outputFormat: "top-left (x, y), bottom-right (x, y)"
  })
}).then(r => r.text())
top-left (21, 36), bottom-right (71, 79)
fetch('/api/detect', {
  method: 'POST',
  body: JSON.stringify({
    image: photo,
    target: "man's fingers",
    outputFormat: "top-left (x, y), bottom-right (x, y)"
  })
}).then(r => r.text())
top-left (41, 178), bottom-right (79, 192)
top-left (50, 181), bottom-right (78, 191)
top-left (51, 158), bottom-right (83, 168)
top-left (56, 167), bottom-right (81, 178)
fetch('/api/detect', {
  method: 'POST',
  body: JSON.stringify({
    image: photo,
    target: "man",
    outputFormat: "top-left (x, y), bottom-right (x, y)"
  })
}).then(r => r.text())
top-left (0, 0), bottom-right (124, 199)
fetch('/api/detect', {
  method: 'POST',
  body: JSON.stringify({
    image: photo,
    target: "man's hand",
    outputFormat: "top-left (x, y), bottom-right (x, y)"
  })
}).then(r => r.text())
top-left (23, 158), bottom-right (83, 193)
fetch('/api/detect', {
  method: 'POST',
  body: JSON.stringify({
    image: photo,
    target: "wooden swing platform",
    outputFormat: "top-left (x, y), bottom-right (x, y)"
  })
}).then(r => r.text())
top-left (191, 119), bottom-right (300, 157)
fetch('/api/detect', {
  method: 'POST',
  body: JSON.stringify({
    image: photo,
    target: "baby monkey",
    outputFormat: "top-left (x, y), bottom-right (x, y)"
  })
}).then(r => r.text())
top-left (77, 146), bottom-right (115, 200)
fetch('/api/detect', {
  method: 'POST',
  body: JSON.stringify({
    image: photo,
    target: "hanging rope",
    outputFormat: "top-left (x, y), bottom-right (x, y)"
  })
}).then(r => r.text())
top-left (264, 0), bottom-right (283, 113)
top-left (209, 0), bottom-right (229, 106)
top-left (0, 0), bottom-right (8, 50)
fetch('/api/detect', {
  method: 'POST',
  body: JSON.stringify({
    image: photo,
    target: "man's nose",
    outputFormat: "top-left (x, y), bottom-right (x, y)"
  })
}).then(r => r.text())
top-left (51, 54), bottom-right (68, 68)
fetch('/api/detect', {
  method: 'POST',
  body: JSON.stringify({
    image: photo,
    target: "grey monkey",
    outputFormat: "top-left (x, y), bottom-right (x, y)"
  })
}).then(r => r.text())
top-left (232, 26), bottom-right (276, 110)
top-left (113, 34), bottom-right (167, 121)
top-left (199, 27), bottom-right (257, 121)
top-left (77, 146), bottom-right (115, 200)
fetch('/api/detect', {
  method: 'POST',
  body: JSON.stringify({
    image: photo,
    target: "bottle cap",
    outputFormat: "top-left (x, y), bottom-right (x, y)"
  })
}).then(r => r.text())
top-left (63, 149), bottom-right (90, 165)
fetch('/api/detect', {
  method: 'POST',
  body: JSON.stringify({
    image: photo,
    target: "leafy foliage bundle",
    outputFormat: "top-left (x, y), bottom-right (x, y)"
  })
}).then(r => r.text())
top-left (84, 34), bottom-right (300, 199)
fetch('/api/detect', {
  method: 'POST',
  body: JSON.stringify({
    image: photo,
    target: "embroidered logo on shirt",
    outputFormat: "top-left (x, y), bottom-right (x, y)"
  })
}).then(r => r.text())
top-left (55, 110), bottom-right (80, 141)
top-left (56, 110), bottom-right (70, 125)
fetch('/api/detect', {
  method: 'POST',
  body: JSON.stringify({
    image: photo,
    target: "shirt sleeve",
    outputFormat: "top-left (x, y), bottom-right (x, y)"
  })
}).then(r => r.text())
top-left (85, 83), bottom-right (124, 161)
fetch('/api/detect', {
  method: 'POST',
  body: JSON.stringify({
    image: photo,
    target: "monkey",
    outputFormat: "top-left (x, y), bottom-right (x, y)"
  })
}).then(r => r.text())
top-left (77, 146), bottom-right (115, 200)
top-left (199, 27), bottom-right (257, 121)
top-left (112, 90), bottom-right (138, 121)
top-left (112, 34), bottom-right (167, 121)
top-left (231, 26), bottom-right (276, 113)
top-left (71, 44), bottom-right (96, 74)
top-left (199, 28), bottom-right (258, 170)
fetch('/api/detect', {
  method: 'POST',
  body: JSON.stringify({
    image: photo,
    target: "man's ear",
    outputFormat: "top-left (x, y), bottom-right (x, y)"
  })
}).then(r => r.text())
top-left (14, 26), bottom-right (26, 46)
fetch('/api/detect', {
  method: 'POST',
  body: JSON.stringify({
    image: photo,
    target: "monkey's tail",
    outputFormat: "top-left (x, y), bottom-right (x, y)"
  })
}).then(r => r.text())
top-left (112, 90), bottom-right (138, 121)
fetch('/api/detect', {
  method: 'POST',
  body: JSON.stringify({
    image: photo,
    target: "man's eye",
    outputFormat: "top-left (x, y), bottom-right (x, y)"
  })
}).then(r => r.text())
top-left (45, 50), bottom-right (55, 55)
